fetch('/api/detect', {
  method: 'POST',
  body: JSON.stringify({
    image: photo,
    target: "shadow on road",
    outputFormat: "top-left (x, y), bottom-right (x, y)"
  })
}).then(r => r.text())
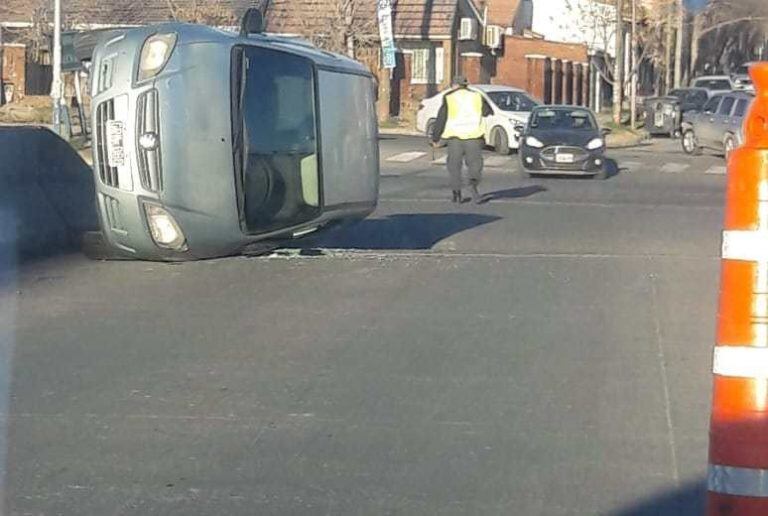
top-left (481, 184), bottom-right (546, 203)
top-left (305, 213), bottom-right (501, 250)
top-left (611, 478), bottom-right (705, 515)
top-left (0, 126), bottom-right (98, 263)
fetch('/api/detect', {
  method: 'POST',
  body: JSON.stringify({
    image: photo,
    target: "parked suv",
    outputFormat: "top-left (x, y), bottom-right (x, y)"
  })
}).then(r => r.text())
top-left (680, 91), bottom-right (754, 159)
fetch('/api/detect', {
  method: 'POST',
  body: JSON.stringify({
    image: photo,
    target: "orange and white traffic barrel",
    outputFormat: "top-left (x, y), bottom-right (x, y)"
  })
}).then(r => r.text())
top-left (708, 62), bottom-right (768, 515)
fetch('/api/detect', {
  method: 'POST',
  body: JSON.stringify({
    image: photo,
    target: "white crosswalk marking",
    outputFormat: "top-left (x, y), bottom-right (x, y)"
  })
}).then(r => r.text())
top-left (705, 165), bottom-right (727, 175)
top-left (621, 161), bottom-right (643, 170)
top-left (432, 155), bottom-right (447, 165)
top-left (661, 162), bottom-right (690, 173)
top-left (485, 156), bottom-right (514, 168)
top-left (386, 151), bottom-right (427, 163)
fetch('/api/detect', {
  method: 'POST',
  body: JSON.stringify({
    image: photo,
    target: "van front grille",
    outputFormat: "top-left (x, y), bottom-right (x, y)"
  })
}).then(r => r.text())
top-left (95, 99), bottom-right (120, 188)
top-left (136, 89), bottom-right (162, 192)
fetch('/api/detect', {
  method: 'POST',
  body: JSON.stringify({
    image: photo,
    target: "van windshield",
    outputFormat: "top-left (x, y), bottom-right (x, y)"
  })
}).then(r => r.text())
top-left (232, 46), bottom-right (321, 234)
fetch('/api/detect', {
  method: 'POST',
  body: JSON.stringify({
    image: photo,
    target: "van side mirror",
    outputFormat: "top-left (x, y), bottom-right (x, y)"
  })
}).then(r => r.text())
top-left (240, 8), bottom-right (264, 36)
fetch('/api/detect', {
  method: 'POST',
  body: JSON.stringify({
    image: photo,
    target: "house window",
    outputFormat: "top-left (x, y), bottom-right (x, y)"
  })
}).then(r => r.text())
top-left (435, 47), bottom-right (444, 84)
top-left (411, 48), bottom-right (430, 84)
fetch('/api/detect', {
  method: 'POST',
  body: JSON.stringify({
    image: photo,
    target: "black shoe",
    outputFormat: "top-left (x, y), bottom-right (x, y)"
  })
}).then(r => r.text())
top-left (452, 190), bottom-right (463, 203)
top-left (470, 184), bottom-right (481, 204)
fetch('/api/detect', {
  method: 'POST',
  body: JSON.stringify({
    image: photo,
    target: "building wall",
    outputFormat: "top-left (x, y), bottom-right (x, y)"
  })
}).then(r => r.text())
top-left (492, 36), bottom-right (588, 94)
top-left (1, 45), bottom-right (26, 102)
top-left (530, 0), bottom-right (616, 57)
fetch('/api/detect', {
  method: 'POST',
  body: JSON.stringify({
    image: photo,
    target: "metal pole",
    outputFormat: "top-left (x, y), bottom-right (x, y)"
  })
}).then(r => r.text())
top-left (0, 23), bottom-right (5, 105)
top-left (630, 0), bottom-right (637, 130)
top-left (51, 0), bottom-right (63, 134)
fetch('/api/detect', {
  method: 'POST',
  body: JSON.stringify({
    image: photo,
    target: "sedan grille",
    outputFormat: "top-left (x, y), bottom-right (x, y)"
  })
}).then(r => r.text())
top-left (540, 146), bottom-right (589, 161)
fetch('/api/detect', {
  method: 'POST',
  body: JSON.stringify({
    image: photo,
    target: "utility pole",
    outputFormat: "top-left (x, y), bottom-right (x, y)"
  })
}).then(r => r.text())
top-left (51, 0), bottom-right (63, 134)
top-left (674, 0), bottom-right (684, 88)
top-left (664, 2), bottom-right (674, 93)
top-left (630, 0), bottom-right (637, 130)
top-left (612, 0), bottom-right (625, 125)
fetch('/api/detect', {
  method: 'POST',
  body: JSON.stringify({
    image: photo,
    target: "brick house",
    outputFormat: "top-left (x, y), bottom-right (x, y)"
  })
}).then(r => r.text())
top-left (1, 38), bottom-right (26, 103)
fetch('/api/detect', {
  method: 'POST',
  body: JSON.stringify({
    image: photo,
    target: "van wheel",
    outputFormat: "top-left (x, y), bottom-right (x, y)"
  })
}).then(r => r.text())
top-left (723, 134), bottom-right (736, 161)
top-left (493, 128), bottom-right (510, 155)
top-left (682, 129), bottom-right (702, 156)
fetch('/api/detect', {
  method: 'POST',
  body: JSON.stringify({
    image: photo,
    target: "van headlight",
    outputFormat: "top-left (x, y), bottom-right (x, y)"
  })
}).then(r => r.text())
top-left (143, 203), bottom-right (187, 250)
top-left (138, 33), bottom-right (177, 81)
top-left (586, 138), bottom-right (604, 150)
top-left (525, 136), bottom-right (544, 148)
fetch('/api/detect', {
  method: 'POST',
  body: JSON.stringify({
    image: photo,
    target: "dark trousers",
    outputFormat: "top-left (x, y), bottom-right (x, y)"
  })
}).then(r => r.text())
top-left (446, 138), bottom-right (483, 190)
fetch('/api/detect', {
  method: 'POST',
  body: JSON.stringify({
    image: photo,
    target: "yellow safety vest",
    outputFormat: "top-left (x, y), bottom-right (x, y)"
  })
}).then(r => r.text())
top-left (441, 89), bottom-right (485, 140)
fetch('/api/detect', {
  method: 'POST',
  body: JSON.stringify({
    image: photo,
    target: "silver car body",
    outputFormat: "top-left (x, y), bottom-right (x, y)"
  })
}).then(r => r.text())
top-left (90, 23), bottom-right (379, 260)
top-left (691, 75), bottom-right (735, 97)
top-left (681, 90), bottom-right (754, 151)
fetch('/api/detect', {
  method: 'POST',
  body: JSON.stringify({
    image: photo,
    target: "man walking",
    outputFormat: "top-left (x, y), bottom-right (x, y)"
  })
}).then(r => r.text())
top-left (431, 76), bottom-right (491, 204)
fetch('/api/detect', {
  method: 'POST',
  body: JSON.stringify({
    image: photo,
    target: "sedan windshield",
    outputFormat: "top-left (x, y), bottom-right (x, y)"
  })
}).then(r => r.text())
top-left (486, 91), bottom-right (539, 112)
top-left (530, 109), bottom-right (596, 130)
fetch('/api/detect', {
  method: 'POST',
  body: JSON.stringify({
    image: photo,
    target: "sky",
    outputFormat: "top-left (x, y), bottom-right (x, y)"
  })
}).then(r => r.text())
top-left (686, 0), bottom-right (709, 10)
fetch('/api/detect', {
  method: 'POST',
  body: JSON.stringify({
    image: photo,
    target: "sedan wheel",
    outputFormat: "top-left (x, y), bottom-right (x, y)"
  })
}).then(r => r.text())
top-left (723, 134), bottom-right (736, 162)
top-left (493, 128), bottom-right (510, 155)
top-left (682, 130), bottom-right (702, 156)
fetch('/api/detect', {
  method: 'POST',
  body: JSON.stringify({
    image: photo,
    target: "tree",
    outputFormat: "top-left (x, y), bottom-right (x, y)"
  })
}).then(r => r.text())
top-left (612, 0), bottom-right (624, 124)
top-left (673, 0), bottom-right (684, 88)
top-left (267, 0), bottom-right (377, 59)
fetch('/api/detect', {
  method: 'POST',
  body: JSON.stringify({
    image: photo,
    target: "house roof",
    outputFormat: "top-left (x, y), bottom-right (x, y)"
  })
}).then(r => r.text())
top-left (486, 0), bottom-right (520, 27)
top-left (264, 0), bottom-right (468, 39)
top-left (0, 0), bottom-right (261, 25)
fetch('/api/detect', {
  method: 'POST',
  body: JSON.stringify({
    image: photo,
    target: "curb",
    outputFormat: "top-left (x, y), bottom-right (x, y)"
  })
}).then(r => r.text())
top-left (379, 128), bottom-right (424, 137)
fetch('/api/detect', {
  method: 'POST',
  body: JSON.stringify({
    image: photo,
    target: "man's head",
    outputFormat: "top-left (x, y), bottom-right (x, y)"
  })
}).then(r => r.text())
top-left (452, 76), bottom-right (469, 88)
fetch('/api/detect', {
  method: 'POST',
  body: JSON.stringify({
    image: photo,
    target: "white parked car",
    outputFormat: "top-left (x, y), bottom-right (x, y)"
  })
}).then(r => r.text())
top-left (415, 84), bottom-right (539, 154)
top-left (691, 75), bottom-right (736, 96)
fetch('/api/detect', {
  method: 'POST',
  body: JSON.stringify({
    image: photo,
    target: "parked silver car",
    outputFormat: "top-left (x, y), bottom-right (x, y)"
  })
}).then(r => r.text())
top-left (90, 21), bottom-right (379, 261)
top-left (680, 90), bottom-right (754, 159)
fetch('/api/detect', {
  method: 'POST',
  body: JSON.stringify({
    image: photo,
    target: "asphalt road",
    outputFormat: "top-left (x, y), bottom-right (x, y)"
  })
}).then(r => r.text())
top-left (1, 134), bottom-right (727, 515)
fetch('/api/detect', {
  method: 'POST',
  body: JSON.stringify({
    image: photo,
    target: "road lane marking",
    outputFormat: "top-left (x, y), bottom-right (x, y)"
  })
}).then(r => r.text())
top-left (705, 165), bottom-right (727, 175)
top-left (432, 155), bottom-right (447, 164)
top-left (385, 151), bottom-right (427, 163)
top-left (661, 162), bottom-right (690, 173)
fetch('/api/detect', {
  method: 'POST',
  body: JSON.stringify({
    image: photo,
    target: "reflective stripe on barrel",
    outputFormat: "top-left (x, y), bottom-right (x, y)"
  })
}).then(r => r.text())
top-left (709, 464), bottom-right (768, 498)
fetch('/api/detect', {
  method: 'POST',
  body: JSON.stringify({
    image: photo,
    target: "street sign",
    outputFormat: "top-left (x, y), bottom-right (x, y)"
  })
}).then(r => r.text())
top-left (61, 31), bottom-right (81, 72)
top-left (377, 0), bottom-right (396, 69)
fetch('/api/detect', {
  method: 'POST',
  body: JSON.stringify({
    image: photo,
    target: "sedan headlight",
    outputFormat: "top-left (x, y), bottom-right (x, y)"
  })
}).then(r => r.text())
top-left (144, 203), bottom-right (187, 250)
top-left (586, 138), bottom-right (604, 150)
top-left (525, 136), bottom-right (544, 148)
top-left (138, 33), bottom-right (177, 82)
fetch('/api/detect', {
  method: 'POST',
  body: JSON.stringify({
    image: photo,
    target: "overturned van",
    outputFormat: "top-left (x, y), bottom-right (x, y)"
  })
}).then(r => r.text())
top-left (90, 21), bottom-right (379, 261)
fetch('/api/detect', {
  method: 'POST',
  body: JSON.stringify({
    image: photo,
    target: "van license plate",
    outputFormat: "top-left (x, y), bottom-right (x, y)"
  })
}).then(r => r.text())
top-left (555, 153), bottom-right (574, 163)
top-left (106, 120), bottom-right (125, 168)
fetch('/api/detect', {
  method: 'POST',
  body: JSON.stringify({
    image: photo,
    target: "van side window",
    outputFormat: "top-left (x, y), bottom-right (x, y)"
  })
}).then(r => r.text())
top-left (703, 96), bottom-right (722, 114)
top-left (718, 97), bottom-right (735, 116)
top-left (733, 99), bottom-right (749, 118)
